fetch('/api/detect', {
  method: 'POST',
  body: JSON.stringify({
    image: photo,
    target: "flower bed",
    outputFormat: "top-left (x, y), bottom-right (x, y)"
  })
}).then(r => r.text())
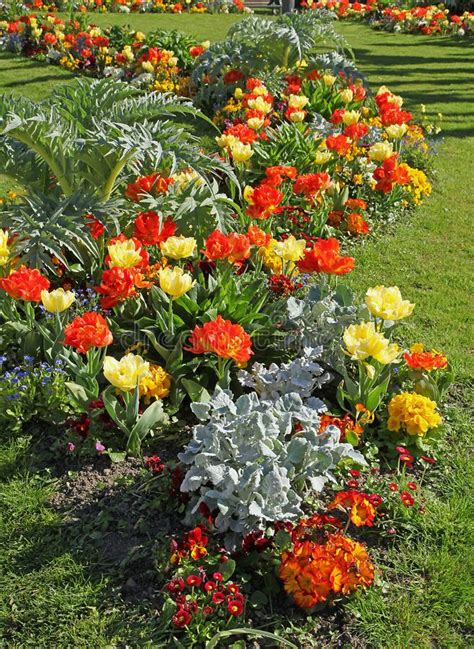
top-left (302, 1), bottom-right (474, 37)
top-left (6, 0), bottom-right (247, 15)
top-left (0, 11), bottom-right (453, 646)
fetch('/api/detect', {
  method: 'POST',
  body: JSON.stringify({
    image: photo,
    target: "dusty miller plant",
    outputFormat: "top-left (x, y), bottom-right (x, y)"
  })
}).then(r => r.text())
top-left (179, 387), bottom-right (365, 548)
top-left (238, 346), bottom-right (331, 401)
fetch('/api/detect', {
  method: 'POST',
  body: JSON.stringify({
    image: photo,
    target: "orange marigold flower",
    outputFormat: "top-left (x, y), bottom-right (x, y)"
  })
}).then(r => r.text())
top-left (63, 312), bottom-right (113, 354)
top-left (297, 238), bottom-right (355, 275)
top-left (0, 265), bottom-right (50, 302)
top-left (186, 315), bottom-right (253, 366)
top-left (133, 212), bottom-right (176, 246)
top-left (125, 173), bottom-right (174, 202)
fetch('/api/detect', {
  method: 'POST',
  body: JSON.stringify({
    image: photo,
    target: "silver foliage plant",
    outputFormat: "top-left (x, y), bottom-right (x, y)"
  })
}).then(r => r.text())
top-left (238, 346), bottom-right (332, 401)
top-left (284, 284), bottom-right (365, 372)
top-left (179, 386), bottom-right (365, 548)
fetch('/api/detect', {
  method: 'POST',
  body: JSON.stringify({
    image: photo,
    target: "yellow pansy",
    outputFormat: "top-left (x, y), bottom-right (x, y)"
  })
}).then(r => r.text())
top-left (41, 288), bottom-right (75, 313)
top-left (343, 322), bottom-right (400, 365)
top-left (103, 353), bottom-right (150, 392)
top-left (160, 236), bottom-right (196, 260)
top-left (107, 240), bottom-right (142, 268)
top-left (273, 235), bottom-right (306, 262)
top-left (158, 266), bottom-right (195, 299)
top-left (365, 286), bottom-right (415, 320)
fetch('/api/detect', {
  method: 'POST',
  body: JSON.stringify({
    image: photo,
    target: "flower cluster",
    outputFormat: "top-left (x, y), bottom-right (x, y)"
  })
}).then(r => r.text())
top-left (300, 1), bottom-right (474, 38)
top-left (279, 532), bottom-right (374, 608)
top-left (21, 0), bottom-right (246, 15)
top-left (0, 15), bottom-right (197, 92)
top-left (164, 571), bottom-right (245, 628)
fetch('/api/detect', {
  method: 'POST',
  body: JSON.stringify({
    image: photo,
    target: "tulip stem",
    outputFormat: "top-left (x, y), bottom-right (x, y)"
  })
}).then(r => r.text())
top-left (168, 298), bottom-right (174, 336)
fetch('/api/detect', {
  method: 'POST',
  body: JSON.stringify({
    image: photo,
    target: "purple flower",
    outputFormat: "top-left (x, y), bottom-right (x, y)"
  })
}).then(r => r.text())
top-left (95, 441), bottom-right (106, 453)
top-left (66, 442), bottom-right (76, 453)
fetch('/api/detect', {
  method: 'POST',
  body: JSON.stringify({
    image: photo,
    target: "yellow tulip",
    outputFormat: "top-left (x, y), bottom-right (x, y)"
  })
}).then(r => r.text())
top-left (160, 236), bottom-right (196, 260)
top-left (322, 74), bottom-right (336, 87)
top-left (368, 141), bottom-right (394, 162)
top-left (107, 240), bottom-right (142, 268)
top-left (342, 110), bottom-right (361, 126)
top-left (247, 96), bottom-right (272, 114)
top-left (385, 124), bottom-right (407, 140)
top-left (0, 229), bottom-right (10, 267)
top-left (343, 322), bottom-right (399, 365)
top-left (314, 150), bottom-right (332, 165)
top-left (273, 235), bottom-right (306, 262)
top-left (247, 116), bottom-right (265, 130)
top-left (230, 141), bottom-right (253, 163)
top-left (288, 110), bottom-right (306, 123)
top-left (365, 286), bottom-right (415, 321)
top-left (158, 266), bottom-right (195, 299)
top-left (141, 61), bottom-right (155, 73)
top-left (288, 94), bottom-right (309, 110)
top-left (339, 89), bottom-right (354, 104)
top-left (41, 288), bottom-right (75, 313)
top-left (215, 134), bottom-right (239, 149)
top-left (252, 85), bottom-right (269, 97)
top-left (103, 353), bottom-right (150, 392)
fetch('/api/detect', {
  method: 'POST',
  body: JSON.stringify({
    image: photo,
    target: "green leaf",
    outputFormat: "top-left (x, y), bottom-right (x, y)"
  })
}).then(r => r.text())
top-left (181, 378), bottom-right (210, 403)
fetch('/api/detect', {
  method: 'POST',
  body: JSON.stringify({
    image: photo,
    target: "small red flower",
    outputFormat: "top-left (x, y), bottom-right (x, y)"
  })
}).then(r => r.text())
top-left (171, 607), bottom-right (191, 628)
top-left (420, 455), bottom-right (437, 465)
top-left (388, 482), bottom-right (398, 492)
top-left (212, 591), bottom-right (225, 604)
top-left (185, 574), bottom-right (202, 588)
top-left (227, 598), bottom-right (244, 616)
top-left (400, 491), bottom-right (415, 507)
top-left (407, 482), bottom-right (417, 491)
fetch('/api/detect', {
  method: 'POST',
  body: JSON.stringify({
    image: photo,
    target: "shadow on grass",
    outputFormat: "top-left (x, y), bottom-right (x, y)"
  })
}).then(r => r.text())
top-left (1, 455), bottom-right (179, 645)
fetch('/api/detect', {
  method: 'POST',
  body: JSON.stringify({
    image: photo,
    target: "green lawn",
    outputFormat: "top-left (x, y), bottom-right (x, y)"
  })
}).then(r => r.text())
top-left (0, 17), bottom-right (473, 649)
